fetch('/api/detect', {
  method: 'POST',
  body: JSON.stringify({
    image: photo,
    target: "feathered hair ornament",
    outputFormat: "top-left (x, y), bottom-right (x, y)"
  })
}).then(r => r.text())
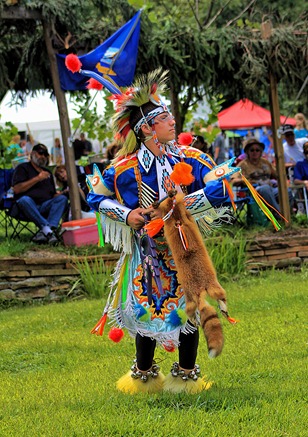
top-left (64, 58), bottom-right (171, 157)
top-left (110, 68), bottom-right (170, 156)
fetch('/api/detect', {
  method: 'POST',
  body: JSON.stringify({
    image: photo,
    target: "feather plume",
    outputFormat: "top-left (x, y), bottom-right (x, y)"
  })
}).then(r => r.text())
top-left (111, 68), bottom-right (169, 155)
top-left (86, 78), bottom-right (104, 90)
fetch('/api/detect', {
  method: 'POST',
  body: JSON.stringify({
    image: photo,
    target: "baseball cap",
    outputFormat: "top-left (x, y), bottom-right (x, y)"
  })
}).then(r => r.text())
top-left (243, 138), bottom-right (265, 153)
top-left (32, 144), bottom-right (49, 156)
top-left (281, 124), bottom-right (294, 135)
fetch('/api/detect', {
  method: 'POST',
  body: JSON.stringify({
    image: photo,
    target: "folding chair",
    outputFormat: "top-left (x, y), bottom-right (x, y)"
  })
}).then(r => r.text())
top-left (0, 168), bottom-right (37, 239)
top-left (5, 199), bottom-right (38, 239)
top-left (227, 186), bottom-right (268, 228)
top-left (0, 168), bottom-right (14, 236)
top-left (231, 187), bottom-right (252, 227)
top-left (288, 167), bottom-right (308, 216)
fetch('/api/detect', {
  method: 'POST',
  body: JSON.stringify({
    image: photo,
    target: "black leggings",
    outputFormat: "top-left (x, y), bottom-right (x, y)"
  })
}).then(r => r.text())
top-left (135, 328), bottom-right (199, 371)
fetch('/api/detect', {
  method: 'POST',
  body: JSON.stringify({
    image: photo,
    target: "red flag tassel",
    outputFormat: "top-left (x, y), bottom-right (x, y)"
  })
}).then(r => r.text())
top-left (90, 311), bottom-right (108, 336)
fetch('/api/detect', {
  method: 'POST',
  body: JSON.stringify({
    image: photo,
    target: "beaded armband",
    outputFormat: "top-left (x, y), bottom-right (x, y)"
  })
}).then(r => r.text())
top-left (184, 189), bottom-right (212, 216)
top-left (99, 198), bottom-right (131, 224)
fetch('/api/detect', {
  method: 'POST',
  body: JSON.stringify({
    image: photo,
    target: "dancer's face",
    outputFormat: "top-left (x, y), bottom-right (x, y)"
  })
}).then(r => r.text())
top-left (153, 112), bottom-right (176, 143)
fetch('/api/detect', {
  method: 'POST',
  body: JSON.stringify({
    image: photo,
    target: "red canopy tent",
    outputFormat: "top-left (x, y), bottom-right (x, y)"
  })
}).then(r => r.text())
top-left (217, 99), bottom-right (296, 130)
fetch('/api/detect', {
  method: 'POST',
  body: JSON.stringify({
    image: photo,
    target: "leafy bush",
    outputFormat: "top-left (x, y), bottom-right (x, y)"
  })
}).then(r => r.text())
top-left (0, 120), bottom-right (19, 168)
top-left (71, 257), bottom-right (113, 299)
top-left (205, 229), bottom-right (247, 279)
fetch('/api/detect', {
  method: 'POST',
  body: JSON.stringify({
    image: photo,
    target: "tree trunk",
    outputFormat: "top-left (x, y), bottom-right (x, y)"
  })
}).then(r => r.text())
top-left (42, 20), bottom-right (81, 221)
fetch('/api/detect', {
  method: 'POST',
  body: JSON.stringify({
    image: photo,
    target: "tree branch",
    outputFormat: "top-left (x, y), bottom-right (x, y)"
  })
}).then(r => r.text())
top-left (204, 0), bottom-right (233, 29)
top-left (225, 0), bottom-right (257, 27)
top-left (187, 0), bottom-right (202, 31)
top-left (203, 0), bottom-right (215, 27)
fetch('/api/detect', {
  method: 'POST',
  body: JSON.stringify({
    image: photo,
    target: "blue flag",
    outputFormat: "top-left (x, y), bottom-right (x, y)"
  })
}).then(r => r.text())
top-left (57, 10), bottom-right (141, 91)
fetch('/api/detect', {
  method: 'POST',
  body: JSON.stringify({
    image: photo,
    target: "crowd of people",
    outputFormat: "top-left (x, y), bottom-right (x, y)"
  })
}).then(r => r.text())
top-left (4, 109), bottom-right (308, 247)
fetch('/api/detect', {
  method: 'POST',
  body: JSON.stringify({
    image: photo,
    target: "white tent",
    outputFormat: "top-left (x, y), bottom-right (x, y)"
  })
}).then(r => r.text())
top-left (0, 90), bottom-right (104, 153)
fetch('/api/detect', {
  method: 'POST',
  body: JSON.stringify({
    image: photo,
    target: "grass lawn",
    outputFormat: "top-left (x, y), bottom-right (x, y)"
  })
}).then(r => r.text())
top-left (0, 269), bottom-right (307, 437)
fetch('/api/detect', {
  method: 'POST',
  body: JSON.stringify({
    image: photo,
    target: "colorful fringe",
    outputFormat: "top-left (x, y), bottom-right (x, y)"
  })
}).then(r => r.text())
top-left (241, 175), bottom-right (285, 231)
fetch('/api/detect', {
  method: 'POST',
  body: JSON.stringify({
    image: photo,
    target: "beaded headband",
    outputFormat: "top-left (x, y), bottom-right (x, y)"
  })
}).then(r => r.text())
top-left (133, 107), bottom-right (166, 134)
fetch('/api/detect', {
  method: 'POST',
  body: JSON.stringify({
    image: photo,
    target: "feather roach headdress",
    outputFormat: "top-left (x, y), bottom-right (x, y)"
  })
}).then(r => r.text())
top-left (110, 68), bottom-right (170, 155)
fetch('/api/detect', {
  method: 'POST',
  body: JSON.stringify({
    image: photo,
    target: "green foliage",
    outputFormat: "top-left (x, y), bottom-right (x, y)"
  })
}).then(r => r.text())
top-left (71, 257), bottom-right (113, 299)
top-left (70, 91), bottom-right (113, 147)
top-left (0, 120), bottom-right (19, 167)
top-left (205, 231), bottom-right (247, 279)
top-left (0, 269), bottom-right (307, 435)
top-left (184, 91), bottom-right (225, 142)
top-left (1, 0), bottom-right (307, 131)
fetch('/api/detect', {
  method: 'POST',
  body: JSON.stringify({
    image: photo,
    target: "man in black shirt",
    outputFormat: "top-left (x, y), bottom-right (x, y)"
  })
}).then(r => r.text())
top-left (80, 133), bottom-right (92, 154)
top-left (12, 144), bottom-right (68, 244)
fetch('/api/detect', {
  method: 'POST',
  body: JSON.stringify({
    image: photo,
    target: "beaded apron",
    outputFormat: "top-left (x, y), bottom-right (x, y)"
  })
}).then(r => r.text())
top-left (108, 149), bottom-right (195, 348)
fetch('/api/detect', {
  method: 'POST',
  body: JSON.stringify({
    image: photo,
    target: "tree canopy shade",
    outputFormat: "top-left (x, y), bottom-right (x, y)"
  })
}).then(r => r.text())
top-left (217, 99), bottom-right (296, 130)
top-left (0, 0), bottom-right (307, 129)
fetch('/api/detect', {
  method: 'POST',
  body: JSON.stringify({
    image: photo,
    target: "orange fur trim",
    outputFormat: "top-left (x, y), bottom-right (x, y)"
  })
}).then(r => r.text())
top-left (158, 193), bottom-right (227, 357)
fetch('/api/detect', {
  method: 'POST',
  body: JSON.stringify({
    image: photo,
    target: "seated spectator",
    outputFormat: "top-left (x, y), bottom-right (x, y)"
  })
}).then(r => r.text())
top-left (293, 141), bottom-right (308, 191)
top-left (281, 124), bottom-right (307, 168)
top-left (12, 144), bottom-right (68, 244)
top-left (8, 135), bottom-right (24, 157)
top-left (231, 138), bottom-right (293, 218)
top-left (101, 142), bottom-right (121, 167)
top-left (294, 113), bottom-right (308, 139)
top-left (72, 138), bottom-right (86, 162)
top-left (192, 135), bottom-right (208, 153)
top-left (54, 165), bottom-right (90, 213)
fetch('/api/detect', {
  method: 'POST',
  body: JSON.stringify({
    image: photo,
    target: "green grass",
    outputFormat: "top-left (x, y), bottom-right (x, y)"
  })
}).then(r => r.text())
top-left (0, 269), bottom-right (307, 436)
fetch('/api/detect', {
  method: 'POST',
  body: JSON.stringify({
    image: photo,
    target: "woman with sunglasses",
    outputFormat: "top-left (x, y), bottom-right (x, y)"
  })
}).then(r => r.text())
top-left (231, 137), bottom-right (291, 218)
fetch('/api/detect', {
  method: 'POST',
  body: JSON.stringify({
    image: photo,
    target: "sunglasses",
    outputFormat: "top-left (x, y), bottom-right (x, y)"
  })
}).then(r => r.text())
top-left (154, 113), bottom-right (175, 124)
top-left (249, 148), bottom-right (262, 152)
top-left (36, 150), bottom-right (49, 156)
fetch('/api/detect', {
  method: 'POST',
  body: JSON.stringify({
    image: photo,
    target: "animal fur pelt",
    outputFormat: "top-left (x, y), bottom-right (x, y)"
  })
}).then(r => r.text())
top-left (158, 193), bottom-right (227, 357)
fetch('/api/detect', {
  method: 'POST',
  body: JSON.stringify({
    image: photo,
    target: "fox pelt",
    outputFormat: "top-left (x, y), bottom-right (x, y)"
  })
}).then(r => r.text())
top-left (158, 193), bottom-right (227, 357)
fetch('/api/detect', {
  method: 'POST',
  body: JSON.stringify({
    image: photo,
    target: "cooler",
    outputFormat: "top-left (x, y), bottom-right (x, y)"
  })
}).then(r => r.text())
top-left (61, 218), bottom-right (98, 247)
